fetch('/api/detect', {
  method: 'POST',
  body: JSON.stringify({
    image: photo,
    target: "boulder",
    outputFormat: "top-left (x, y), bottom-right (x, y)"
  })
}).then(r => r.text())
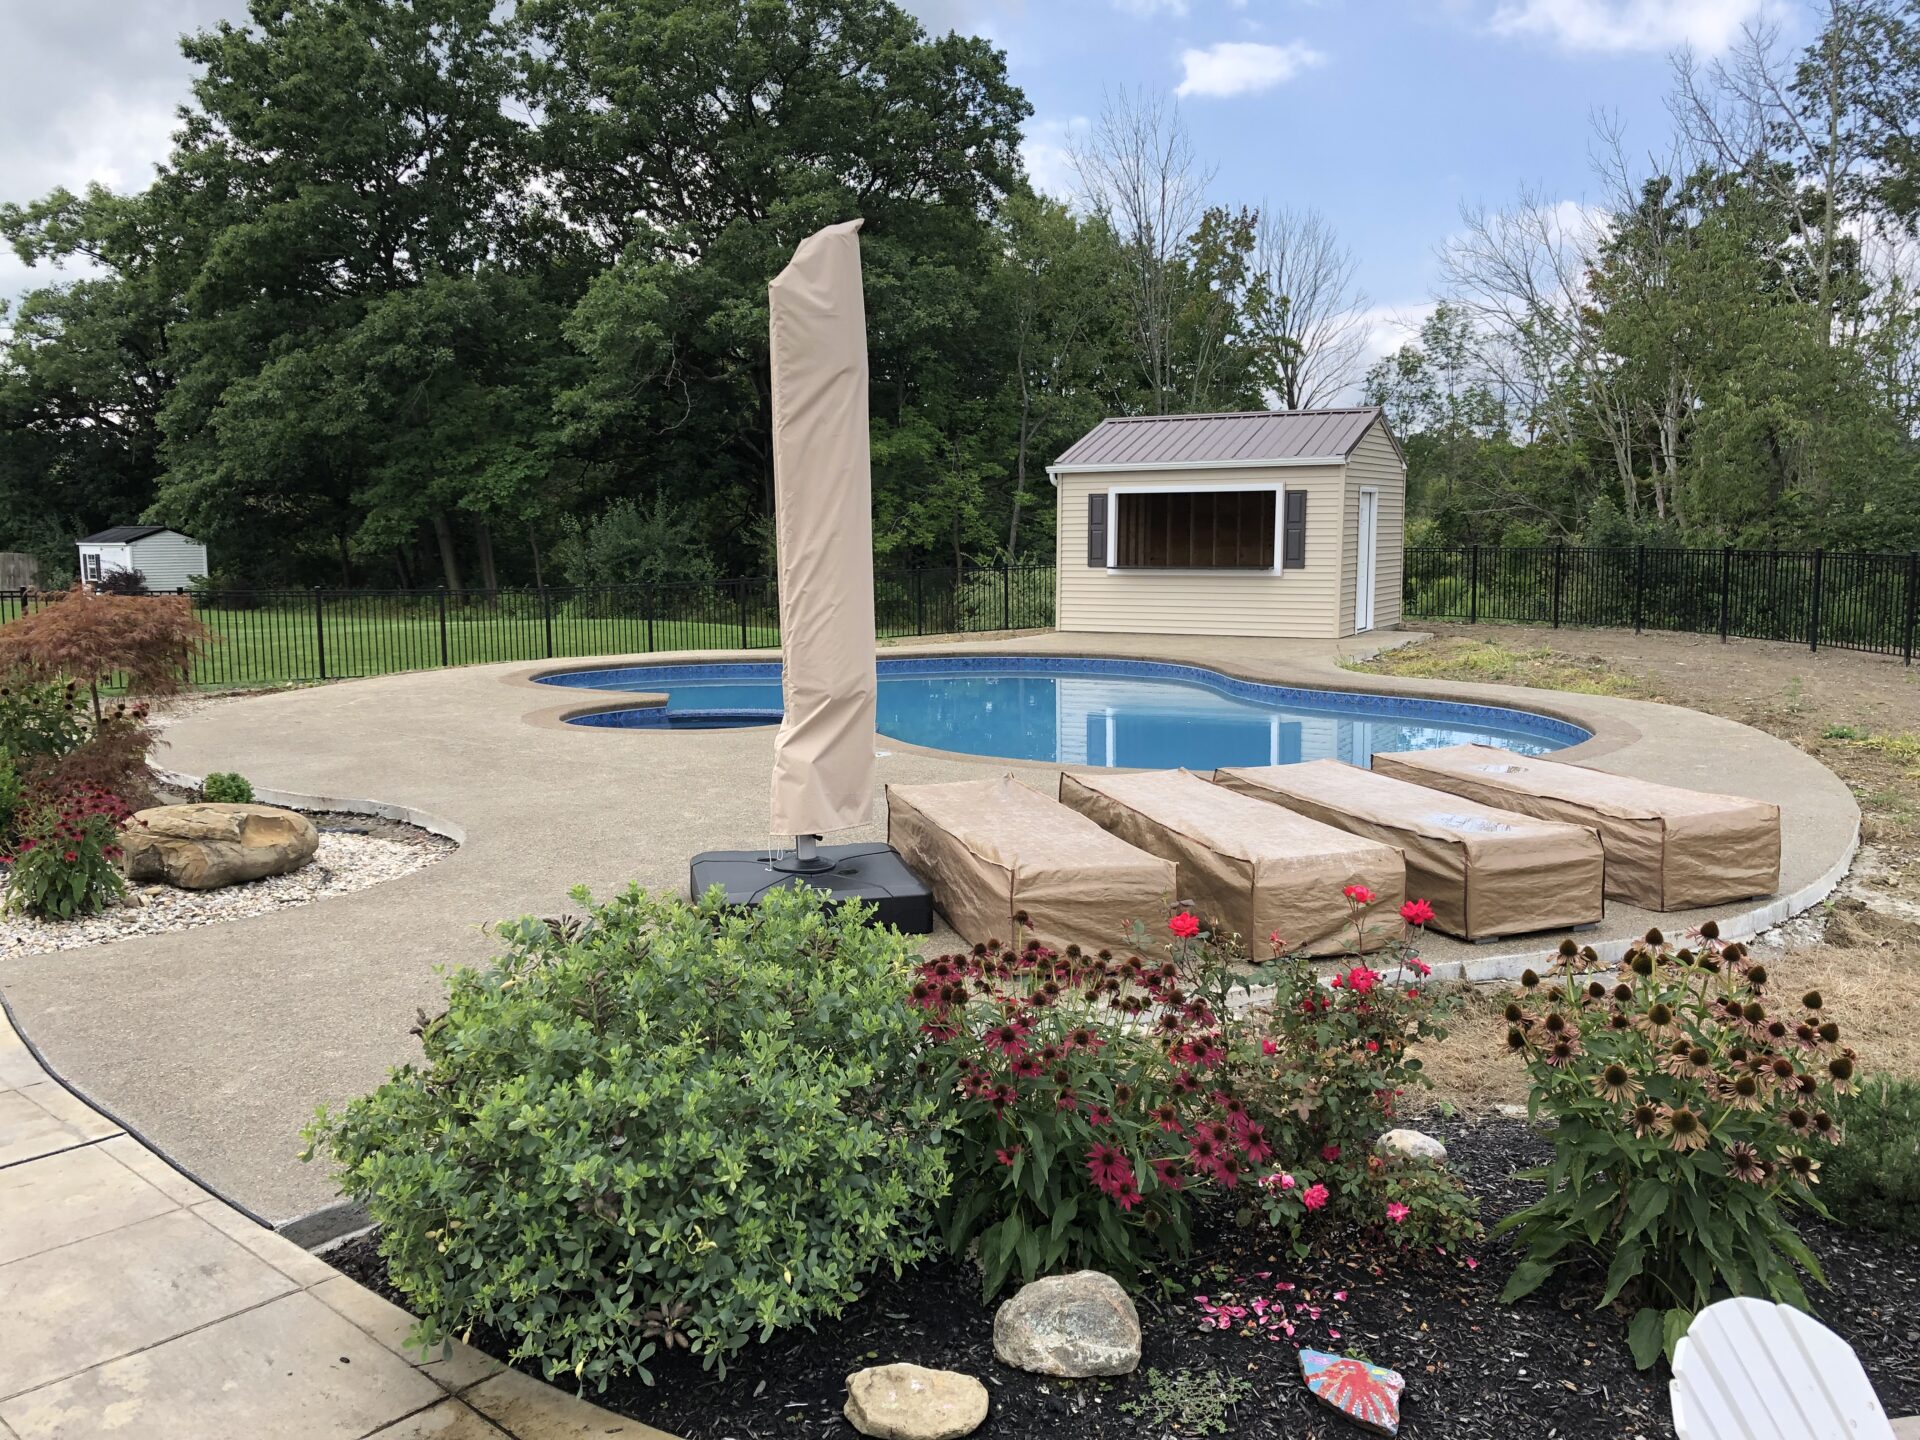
top-left (844, 1364), bottom-right (988, 1440)
top-left (1376, 1128), bottom-right (1448, 1164)
top-left (992, 1271), bottom-right (1141, 1377)
top-left (122, 803), bottom-right (319, 891)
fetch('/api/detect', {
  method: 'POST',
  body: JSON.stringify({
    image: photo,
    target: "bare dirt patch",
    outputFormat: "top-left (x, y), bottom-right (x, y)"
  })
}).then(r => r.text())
top-left (1352, 624), bottom-right (1920, 1106)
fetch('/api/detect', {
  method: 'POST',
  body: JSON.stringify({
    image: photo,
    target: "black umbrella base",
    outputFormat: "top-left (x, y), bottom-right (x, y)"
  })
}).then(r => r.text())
top-left (689, 843), bottom-right (935, 934)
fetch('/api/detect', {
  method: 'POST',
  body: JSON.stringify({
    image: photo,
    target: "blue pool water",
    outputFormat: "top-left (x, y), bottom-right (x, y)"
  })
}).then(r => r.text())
top-left (538, 657), bottom-right (1588, 771)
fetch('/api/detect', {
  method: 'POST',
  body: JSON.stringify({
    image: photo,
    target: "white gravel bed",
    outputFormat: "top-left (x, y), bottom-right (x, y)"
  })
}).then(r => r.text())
top-left (0, 827), bottom-right (455, 958)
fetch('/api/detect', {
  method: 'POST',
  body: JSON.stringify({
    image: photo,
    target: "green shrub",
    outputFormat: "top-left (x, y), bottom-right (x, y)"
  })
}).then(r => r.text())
top-left (0, 676), bottom-right (88, 761)
top-left (1499, 929), bottom-right (1850, 1368)
top-left (305, 883), bottom-right (950, 1389)
top-left (2, 782), bottom-right (130, 919)
top-left (201, 772), bottom-right (255, 805)
top-left (1820, 1075), bottom-right (1920, 1240)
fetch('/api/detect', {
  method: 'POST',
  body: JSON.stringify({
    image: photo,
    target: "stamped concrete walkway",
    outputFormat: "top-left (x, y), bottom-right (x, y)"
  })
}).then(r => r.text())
top-left (0, 1011), bottom-right (668, 1439)
top-left (0, 632), bottom-right (1858, 1233)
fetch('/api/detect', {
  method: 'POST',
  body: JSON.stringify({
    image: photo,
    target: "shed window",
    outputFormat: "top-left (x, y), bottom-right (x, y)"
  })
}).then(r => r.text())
top-left (1112, 490), bottom-right (1277, 570)
top-left (81, 552), bottom-right (102, 582)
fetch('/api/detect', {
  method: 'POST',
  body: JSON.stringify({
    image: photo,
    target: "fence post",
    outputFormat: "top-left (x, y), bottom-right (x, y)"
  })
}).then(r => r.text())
top-left (737, 580), bottom-right (749, 649)
top-left (1550, 544), bottom-right (1564, 628)
top-left (312, 588), bottom-right (326, 681)
top-left (1808, 548), bottom-right (1825, 652)
top-left (914, 569), bottom-right (925, 636)
top-left (1467, 545), bottom-right (1479, 624)
top-left (1002, 565), bottom-right (1011, 632)
top-left (1718, 546), bottom-right (1733, 643)
top-left (437, 587), bottom-right (450, 667)
top-left (1905, 552), bottom-right (1918, 666)
top-left (541, 585), bottom-right (554, 659)
top-left (1633, 546), bottom-right (1646, 634)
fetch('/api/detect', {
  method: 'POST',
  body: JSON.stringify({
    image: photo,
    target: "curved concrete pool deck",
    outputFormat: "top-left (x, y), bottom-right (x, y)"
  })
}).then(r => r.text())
top-left (0, 631), bottom-right (1858, 1231)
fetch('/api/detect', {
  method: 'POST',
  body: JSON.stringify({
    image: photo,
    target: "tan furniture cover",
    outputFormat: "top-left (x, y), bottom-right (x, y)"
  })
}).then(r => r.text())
top-left (887, 777), bottom-right (1176, 955)
top-left (1214, 759), bottom-right (1605, 941)
top-left (1057, 770), bottom-right (1404, 958)
top-left (1371, 744), bottom-right (1779, 911)
top-left (767, 219), bottom-right (877, 838)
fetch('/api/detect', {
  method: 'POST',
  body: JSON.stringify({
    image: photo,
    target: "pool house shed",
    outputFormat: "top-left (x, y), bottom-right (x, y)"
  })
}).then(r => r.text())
top-left (1048, 407), bottom-right (1406, 639)
top-left (75, 526), bottom-right (210, 592)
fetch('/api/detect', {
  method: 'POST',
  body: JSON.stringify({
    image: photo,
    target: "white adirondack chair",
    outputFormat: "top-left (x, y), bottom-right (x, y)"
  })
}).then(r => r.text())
top-left (1670, 1297), bottom-right (1897, 1440)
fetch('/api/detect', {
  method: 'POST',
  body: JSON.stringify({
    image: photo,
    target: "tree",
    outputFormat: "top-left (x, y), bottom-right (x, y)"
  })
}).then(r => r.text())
top-left (1251, 206), bottom-right (1371, 409)
top-left (0, 589), bottom-right (209, 721)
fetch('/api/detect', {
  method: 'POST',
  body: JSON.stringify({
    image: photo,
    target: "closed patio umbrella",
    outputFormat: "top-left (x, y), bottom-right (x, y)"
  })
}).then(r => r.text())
top-left (688, 219), bottom-right (932, 930)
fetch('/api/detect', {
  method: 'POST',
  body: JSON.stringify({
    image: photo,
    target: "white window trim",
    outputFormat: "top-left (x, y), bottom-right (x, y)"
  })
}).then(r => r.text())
top-left (81, 551), bottom-right (102, 582)
top-left (1102, 481), bottom-right (1284, 576)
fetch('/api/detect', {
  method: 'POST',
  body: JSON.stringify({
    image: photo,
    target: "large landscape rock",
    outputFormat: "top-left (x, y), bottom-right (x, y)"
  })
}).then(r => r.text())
top-left (844, 1364), bottom-right (988, 1440)
top-left (123, 803), bottom-right (319, 891)
top-left (992, 1271), bottom-right (1141, 1377)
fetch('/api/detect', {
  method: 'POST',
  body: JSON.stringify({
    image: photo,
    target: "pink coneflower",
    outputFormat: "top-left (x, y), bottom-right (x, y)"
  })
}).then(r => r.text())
top-left (995, 1146), bottom-right (1021, 1167)
top-left (1150, 1156), bottom-right (1185, 1191)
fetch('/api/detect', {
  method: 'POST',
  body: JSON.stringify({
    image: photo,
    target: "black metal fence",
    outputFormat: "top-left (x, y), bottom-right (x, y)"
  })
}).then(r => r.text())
top-left (0, 564), bottom-right (1057, 688)
top-left (1404, 545), bottom-right (1920, 662)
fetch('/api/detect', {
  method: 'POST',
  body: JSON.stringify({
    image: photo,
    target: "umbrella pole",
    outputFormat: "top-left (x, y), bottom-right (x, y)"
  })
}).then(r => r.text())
top-left (770, 833), bottom-right (833, 875)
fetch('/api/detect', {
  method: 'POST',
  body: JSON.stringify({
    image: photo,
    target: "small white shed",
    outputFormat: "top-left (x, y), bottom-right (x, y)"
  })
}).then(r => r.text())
top-left (76, 526), bottom-right (210, 592)
top-left (1048, 407), bottom-right (1407, 640)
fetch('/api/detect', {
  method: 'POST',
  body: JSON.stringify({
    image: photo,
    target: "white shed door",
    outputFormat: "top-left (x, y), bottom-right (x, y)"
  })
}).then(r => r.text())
top-left (1355, 488), bottom-right (1379, 632)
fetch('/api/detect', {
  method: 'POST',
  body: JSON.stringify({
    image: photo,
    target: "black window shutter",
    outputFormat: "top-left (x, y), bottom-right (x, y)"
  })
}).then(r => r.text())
top-left (1282, 491), bottom-right (1307, 569)
top-left (1087, 491), bottom-right (1108, 567)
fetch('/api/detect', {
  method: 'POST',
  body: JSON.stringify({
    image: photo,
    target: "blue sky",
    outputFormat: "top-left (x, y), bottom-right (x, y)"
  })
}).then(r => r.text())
top-left (905, 0), bottom-right (1817, 360)
top-left (3, 0), bottom-right (1818, 366)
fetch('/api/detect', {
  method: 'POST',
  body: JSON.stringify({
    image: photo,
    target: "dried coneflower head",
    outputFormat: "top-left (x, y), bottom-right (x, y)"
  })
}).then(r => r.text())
top-left (1664, 1104), bottom-right (1709, 1151)
top-left (1559, 938), bottom-right (1580, 958)
top-left (1544, 1011), bottom-right (1567, 1035)
top-left (1520, 968), bottom-right (1541, 990)
top-left (1592, 1062), bottom-right (1638, 1103)
top-left (1746, 964), bottom-right (1768, 987)
top-left (1587, 981), bottom-right (1608, 1001)
top-left (1504, 1001), bottom-right (1526, 1024)
top-left (1699, 920), bottom-right (1721, 940)
top-left (1545, 1038), bottom-right (1579, 1068)
top-left (1743, 1001), bottom-right (1767, 1025)
top-left (1725, 1141), bottom-right (1768, 1184)
top-left (1722, 942), bottom-right (1747, 963)
top-left (1630, 1101), bottom-right (1661, 1137)
top-left (1725, 1072), bottom-right (1765, 1110)
top-left (1613, 983), bottom-right (1634, 1003)
top-left (1506, 1027), bottom-right (1528, 1052)
top-left (1802, 991), bottom-right (1824, 1012)
top-left (1645, 928), bottom-right (1665, 946)
top-left (1829, 1055), bottom-right (1856, 1088)
top-left (1630, 950), bottom-right (1655, 977)
top-left (1817, 1021), bottom-right (1841, 1044)
top-left (1784, 1150), bottom-right (1821, 1186)
top-left (1811, 1111), bottom-right (1839, 1143)
top-left (1782, 1107), bottom-right (1813, 1136)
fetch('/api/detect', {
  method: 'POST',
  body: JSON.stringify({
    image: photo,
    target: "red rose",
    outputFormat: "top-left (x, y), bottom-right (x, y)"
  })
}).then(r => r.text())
top-left (1400, 898), bottom-right (1436, 927)
top-left (1168, 911), bottom-right (1200, 939)
top-left (1343, 884), bottom-right (1377, 905)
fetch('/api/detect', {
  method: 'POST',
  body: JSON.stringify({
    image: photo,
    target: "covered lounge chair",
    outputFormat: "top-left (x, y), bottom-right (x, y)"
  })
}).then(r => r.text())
top-left (887, 776), bottom-right (1176, 955)
top-left (1371, 743), bottom-right (1779, 912)
top-left (1057, 769), bottom-right (1404, 958)
top-left (1214, 759), bottom-right (1605, 942)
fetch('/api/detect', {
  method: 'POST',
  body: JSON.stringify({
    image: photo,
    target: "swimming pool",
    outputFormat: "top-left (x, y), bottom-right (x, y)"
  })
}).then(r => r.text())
top-left (537, 656), bottom-right (1588, 771)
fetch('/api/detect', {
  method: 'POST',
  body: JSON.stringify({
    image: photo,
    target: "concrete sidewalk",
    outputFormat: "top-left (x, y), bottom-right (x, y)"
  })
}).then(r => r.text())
top-left (0, 632), bottom-right (1859, 1229)
top-left (0, 1012), bottom-right (668, 1440)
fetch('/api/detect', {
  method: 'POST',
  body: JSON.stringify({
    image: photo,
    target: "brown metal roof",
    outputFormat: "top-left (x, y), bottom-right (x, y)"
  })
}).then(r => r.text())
top-left (1052, 407), bottom-right (1398, 469)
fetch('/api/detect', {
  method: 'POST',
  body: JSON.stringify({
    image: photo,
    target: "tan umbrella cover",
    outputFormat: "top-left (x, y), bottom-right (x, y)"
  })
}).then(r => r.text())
top-left (1215, 759), bottom-right (1605, 941)
top-left (886, 776), bottom-right (1176, 956)
top-left (767, 219), bottom-right (878, 838)
top-left (1057, 769), bottom-right (1405, 958)
top-left (1372, 744), bottom-right (1779, 911)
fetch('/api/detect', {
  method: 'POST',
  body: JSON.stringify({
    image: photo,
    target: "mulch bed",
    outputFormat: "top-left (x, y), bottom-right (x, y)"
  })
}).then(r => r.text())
top-left (327, 1113), bottom-right (1920, 1439)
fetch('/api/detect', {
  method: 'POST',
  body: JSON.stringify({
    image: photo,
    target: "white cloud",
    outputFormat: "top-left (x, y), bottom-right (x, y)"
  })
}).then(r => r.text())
top-left (1355, 301), bottom-right (1438, 374)
top-left (1114, 0), bottom-right (1190, 15)
top-left (1174, 40), bottom-right (1326, 98)
top-left (1021, 116), bottom-right (1089, 200)
top-left (1488, 0), bottom-right (1777, 54)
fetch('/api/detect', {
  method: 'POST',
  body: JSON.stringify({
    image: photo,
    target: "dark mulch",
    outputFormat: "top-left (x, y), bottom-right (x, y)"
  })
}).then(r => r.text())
top-left (326, 1114), bottom-right (1920, 1439)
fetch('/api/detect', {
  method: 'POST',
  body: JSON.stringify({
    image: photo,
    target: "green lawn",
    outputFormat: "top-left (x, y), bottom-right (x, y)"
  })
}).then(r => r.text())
top-left (190, 604), bottom-right (784, 688)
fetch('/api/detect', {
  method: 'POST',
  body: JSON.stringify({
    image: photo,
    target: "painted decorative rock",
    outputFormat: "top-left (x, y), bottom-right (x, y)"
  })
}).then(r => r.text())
top-left (1300, 1348), bottom-right (1405, 1436)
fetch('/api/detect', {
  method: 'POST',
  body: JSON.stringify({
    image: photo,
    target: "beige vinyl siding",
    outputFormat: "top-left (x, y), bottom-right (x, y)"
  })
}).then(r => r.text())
top-left (1053, 463), bottom-right (1348, 638)
top-left (1346, 422), bottom-right (1405, 629)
